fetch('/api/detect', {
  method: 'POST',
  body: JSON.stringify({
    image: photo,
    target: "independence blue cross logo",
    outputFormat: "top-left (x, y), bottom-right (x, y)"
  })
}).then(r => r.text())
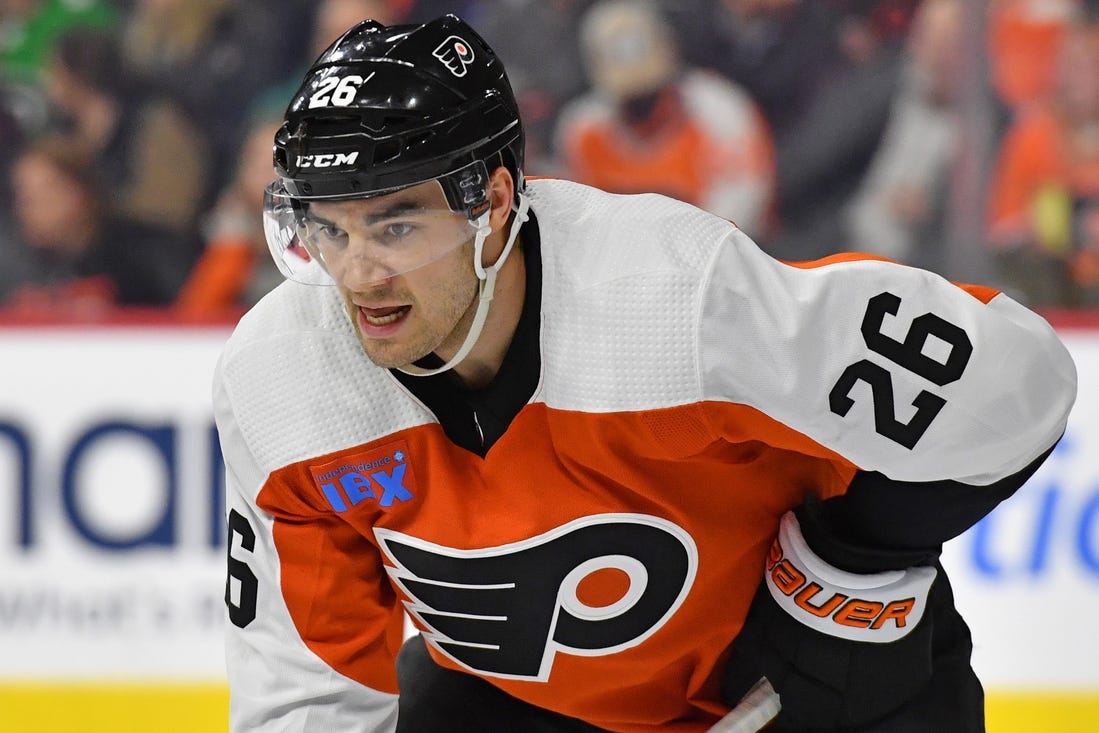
top-left (310, 443), bottom-right (415, 513)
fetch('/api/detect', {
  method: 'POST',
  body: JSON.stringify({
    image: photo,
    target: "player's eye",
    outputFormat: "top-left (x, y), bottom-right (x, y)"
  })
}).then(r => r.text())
top-left (379, 221), bottom-right (416, 244)
top-left (309, 222), bottom-right (348, 249)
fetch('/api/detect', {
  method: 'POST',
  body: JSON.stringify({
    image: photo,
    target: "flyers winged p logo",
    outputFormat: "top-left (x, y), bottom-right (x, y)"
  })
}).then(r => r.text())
top-left (432, 35), bottom-right (475, 77)
top-left (375, 514), bottom-right (697, 681)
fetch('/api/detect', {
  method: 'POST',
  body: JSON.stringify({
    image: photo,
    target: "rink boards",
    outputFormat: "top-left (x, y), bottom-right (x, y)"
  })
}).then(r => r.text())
top-left (0, 316), bottom-right (1096, 732)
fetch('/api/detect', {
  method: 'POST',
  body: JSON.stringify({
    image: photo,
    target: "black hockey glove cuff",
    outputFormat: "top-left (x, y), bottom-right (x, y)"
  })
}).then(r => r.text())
top-left (794, 494), bottom-right (942, 574)
top-left (720, 506), bottom-right (941, 731)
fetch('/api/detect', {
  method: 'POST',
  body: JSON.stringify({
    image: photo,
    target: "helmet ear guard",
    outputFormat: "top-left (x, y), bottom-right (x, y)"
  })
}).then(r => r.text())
top-left (438, 159), bottom-right (492, 217)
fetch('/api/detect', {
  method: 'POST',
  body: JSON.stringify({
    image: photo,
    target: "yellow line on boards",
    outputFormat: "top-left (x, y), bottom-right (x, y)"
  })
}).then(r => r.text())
top-left (986, 692), bottom-right (1099, 733)
top-left (0, 685), bottom-right (1095, 732)
top-left (0, 683), bottom-right (229, 733)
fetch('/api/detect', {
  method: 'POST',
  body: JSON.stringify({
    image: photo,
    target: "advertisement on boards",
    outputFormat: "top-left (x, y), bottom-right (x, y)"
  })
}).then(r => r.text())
top-left (943, 328), bottom-right (1099, 689)
top-left (0, 326), bottom-right (228, 679)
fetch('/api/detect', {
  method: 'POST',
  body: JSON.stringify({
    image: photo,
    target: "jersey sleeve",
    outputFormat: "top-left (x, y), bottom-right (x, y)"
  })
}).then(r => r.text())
top-left (214, 356), bottom-right (402, 733)
top-left (698, 231), bottom-right (1077, 487)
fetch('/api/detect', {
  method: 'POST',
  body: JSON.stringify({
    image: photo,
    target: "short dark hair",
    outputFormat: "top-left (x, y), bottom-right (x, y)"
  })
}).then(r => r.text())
top-left (52, 28), bottom-right (132, 100)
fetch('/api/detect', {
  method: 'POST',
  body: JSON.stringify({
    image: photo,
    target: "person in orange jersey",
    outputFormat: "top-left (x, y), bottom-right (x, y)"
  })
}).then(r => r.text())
top-left (987, 16), bottom-right (1099, 307)
top-left (555, 0), bottom-right (775, 240)
top-left (176, 117), bottom-right (285, 318)
top-left (2, 138), bottom-right (195, 313)
top-left (843, 0), bottom-right (966, 269)
top-left (987, 0), bottom-right (1082, 116)
top-left (215, 13), bottom-right (1077, 733)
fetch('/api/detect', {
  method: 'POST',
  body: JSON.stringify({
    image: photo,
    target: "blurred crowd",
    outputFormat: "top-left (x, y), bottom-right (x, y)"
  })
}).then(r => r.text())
top-left (3, 0), bottom-right (1099, 319)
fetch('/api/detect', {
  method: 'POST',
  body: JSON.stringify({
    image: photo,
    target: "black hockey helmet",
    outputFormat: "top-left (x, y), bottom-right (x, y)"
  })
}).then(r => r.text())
top-left (272, 14), bottom-right (524, 214)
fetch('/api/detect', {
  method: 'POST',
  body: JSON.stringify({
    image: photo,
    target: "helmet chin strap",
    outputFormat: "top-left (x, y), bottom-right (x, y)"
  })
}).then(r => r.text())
top-left (397, 190), bottom-right (531, 377)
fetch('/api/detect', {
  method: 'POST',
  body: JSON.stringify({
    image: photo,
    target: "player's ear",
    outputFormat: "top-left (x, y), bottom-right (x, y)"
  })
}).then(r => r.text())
top-left (486, 165), bottom-right (515, 234)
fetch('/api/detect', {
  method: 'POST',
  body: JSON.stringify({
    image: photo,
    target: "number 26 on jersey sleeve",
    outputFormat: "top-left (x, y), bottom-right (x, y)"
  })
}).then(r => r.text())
top-left (828, 292), bottom-right (973, 450)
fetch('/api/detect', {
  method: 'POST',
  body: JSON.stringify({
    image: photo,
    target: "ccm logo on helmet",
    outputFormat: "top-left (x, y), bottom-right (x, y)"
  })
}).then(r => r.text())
top-left (433, 35), bottom-right (475, 77)
top-left (295, 152), bottom-right (360, 169)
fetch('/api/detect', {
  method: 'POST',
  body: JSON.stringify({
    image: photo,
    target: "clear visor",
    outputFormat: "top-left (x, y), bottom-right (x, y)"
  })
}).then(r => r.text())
top-left (263, 179), bottom-right (483, 287)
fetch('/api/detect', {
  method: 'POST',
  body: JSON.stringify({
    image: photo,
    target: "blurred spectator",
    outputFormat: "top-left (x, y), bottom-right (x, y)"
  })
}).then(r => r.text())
top-left (0, 95), bottom-right (27, 292)
top-left (667, 0), bottom-right (924, 257)
top-left (176, 117), bottom-right (284, 317)
top-left (41, 27), bottom-right (212, 236)
top-left (987, 17), bottom-right (1099, 307)
top-left (401, 0), bottom-right (483, 24)
top-left (555, 0), bottom-right (775, 238)
top-left (763, 2), bottom-right (912, 260)
top-left (309, 0), bottom-right (405, 49)
top-left (0, 84), bottom-right (27, 188)
top-left (120, 0), bottom-right (309, 189)
top-left (0, 0), bottom-right (117, 83)
top-left (472, 0), bottom-right (592, 175)
top-left (842, 0), bottom-right (967, 270)
top-left (0, 0), bottom-right (117, 147)
top-left (838, 0), bottom-right (922, 39)
top-left (668, 0), bottom-right (847, 140)
top-left (1, 139), bottom-right (197, 314)
top-left (0, 0), bottom-right (1092, 317)
top-left (987, 0), bottom-right (1082, 116)
top-left (250, 0), bottom-right (409, 120)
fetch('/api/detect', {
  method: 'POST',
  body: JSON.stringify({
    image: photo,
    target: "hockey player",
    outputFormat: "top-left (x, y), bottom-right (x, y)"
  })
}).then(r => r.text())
top-left (216, 14), bottom-right (1077, 733)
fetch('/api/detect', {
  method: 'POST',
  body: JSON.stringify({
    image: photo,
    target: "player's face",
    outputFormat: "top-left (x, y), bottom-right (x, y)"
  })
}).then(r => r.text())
top-left (309, 181), bottom-right (481, 369)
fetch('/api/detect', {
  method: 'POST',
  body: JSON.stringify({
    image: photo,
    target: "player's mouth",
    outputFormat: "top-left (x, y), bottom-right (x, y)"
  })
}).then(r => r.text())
top-left (357, 304), bottom-right (411, 337)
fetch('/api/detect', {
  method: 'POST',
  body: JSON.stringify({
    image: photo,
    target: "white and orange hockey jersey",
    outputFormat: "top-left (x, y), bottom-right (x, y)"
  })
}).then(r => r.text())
top-left (555, 70), bottom-right (775, 239)
top-left (215, 179), bottom-right (1076, 732)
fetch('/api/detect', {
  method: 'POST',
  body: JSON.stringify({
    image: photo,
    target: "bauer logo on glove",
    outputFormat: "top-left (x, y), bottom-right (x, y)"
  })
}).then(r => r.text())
top-left (765, 511), bottom-right (938, 644)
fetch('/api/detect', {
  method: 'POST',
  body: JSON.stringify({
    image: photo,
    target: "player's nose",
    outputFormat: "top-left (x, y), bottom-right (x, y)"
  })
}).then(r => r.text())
top-left (333, 241), bottom-right (397, 290)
